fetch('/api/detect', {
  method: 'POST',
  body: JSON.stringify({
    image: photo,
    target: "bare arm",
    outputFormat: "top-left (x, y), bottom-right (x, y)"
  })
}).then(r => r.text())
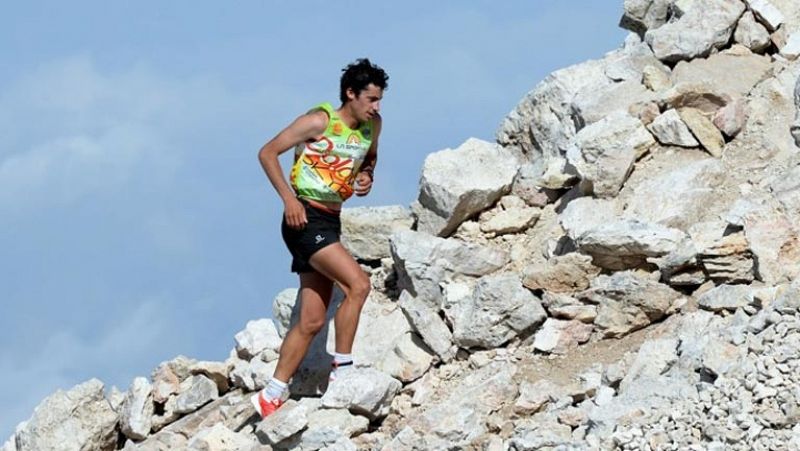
top-left (258, 110), bottom-right (328, 227)
top-left (354, 114), bottom-right (382, 197)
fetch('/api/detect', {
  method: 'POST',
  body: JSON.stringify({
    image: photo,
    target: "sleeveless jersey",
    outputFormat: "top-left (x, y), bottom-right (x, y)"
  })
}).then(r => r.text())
top-left (289, 102), bottom-right (374, 204)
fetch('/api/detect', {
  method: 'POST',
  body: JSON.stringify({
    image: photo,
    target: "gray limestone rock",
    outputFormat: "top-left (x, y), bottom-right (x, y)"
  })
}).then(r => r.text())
top-left (522, 253), bottom-right (601, 293)
top-left (567, 111), bottom-right (656, 198)
top-left (341, 205), bottom-right (414, 261)
top-left (645, 0), bottom-right (746, 62)
top-left (320, 367), bottom-right (402, 420)
top-left (416, 138), bottom-right (518, 237)
top-left (175, 375), bottom-right (219, 415)
top-left (647, 108), bottom-right (700, 147)
top-left (735, 10), bottom-right (772, 52)
top-left (533, 318), bottom-right (594, 354)
top-left (583, 271), bottom-right (684, 337)
top-left (234, 319), bottom-right (282, 361)
top-left (398, 291), bottom-right (455, 362)
top-left (254, 399), bottom-right (308, 446)
top-left (15, 379), bottom-right (118, 451)
top-left (120, 377), bottom-right (154, 441)
top-left (451, 272), bottom-right (547, 349)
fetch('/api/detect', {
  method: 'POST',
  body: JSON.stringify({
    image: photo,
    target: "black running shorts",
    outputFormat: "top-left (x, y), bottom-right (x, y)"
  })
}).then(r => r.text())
top-left (281, 200), bottom-right (341, 273)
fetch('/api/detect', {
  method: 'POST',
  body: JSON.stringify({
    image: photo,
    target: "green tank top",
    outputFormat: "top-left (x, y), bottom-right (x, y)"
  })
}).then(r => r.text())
top-left (290, 102), bottom-right (374, 203)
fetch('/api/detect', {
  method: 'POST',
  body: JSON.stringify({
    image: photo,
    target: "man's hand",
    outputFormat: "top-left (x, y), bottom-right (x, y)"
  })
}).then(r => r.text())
top-left (284, 197), bottom-right (307, 229)
top-left (354, 172), bottom-right (373, 196)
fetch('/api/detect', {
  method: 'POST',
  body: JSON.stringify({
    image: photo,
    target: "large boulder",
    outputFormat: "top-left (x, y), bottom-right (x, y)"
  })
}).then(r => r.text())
top-left (581, 271), bottom-right (684, 337)
top-left (670, 50), bottom-right (773, 101)
top-left (619, 0), bottom-right (673, 35)
top-left (415, 138), bottom-right (518, 237)
top-left (567, 111), bottom-right (655, 198)
top-left (390, 229), bottom-right (509, 308)
top-left (572, 219), bottom-right (693, 270)
top-left (341, 205), bottom-right (414, 261)
top-left (398, 291), bottom-right (456, 362)
top-left (119, 377), bottom-right (154, 441)
top-left (320, 367), bottom-right (402, 421)
top-left (233, 318), bottom-right (282, 361)
top-left (15, 379), bottom-right (118, 451)
top-left (451, 272), bottom-right (547, 349)
top-left (645, 0), bottom-right (746, 62)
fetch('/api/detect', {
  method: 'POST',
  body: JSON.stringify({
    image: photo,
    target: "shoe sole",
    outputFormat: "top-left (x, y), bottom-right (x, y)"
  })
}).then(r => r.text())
top-left (250, 393), bottom-right (263, 417)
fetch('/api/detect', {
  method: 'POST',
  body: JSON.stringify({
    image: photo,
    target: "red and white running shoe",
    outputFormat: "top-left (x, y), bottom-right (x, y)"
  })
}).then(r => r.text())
top-left (250, 391), bottom-right (284, 419)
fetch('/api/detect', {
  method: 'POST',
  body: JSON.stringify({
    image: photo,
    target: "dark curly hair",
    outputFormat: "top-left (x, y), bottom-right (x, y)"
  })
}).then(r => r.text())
top-left (339, 58), bottom-right (389, 104)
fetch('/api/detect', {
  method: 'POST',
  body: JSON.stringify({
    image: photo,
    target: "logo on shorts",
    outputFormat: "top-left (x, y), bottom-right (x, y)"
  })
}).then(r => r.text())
top-left (315, 234), bottom-right (325, 244)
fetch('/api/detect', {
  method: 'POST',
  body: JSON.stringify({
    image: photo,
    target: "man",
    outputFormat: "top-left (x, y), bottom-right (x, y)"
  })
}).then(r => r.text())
top-left (252, 58), bottom-right (388, 418)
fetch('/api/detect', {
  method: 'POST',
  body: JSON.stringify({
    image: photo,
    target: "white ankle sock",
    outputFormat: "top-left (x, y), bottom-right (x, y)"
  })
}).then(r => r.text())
top-left (261, 377), bottom-right (288, 400)
top-left (333, 353), bottom-right (353, 365)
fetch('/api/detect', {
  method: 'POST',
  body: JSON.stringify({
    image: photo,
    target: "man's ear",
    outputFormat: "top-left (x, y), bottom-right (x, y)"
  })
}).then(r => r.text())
top-left (346, 87), bottom-right (357, 102)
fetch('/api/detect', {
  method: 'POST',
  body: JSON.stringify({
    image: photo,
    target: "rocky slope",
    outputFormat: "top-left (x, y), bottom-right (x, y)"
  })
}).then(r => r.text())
top-left (7, 0), bottom-right (800, 450)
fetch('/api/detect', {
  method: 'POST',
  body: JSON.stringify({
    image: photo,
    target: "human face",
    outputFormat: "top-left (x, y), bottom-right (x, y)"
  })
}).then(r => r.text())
top-left (347, 83), bottom-right (383, 123)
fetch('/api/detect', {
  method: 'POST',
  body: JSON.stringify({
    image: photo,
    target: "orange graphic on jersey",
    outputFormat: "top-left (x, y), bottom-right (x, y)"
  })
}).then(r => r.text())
top-left (301, 151), bottom-right (355, 199)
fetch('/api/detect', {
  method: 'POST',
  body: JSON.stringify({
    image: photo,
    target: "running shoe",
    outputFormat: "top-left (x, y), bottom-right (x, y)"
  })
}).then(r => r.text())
top-left (250, 391), bottom-right (284, 419)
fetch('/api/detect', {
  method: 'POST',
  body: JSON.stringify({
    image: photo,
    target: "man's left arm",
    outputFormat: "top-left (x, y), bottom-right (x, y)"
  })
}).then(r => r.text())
top-left (355, 115), bottom-right (382, 196)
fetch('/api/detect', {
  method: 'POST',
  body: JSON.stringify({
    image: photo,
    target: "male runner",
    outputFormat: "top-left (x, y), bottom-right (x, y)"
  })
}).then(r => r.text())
top-left (252, 58), bottom-right (388, 418)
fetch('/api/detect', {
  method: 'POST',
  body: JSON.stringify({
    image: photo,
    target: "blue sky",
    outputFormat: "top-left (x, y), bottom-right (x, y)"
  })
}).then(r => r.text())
top-left (0, 1), bottom-right (626, 438)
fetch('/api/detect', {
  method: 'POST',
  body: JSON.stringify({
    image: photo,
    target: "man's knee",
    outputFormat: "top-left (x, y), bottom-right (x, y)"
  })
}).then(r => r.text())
top-left (346, 275), bottom-right (371, 302)
top-left (299, 316), bottom-right (326, 335)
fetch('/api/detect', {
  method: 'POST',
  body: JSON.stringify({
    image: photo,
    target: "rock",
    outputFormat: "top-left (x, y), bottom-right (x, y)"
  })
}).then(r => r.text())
top-left (780, 32), bottom-right (800, 59)
top-left (642, 64), bottom-right (672, 91)
top-left (120, 377), bottom-right (154, 441)
top-left (479, 206), bottom-right (540, 235)
top-left (560, 197), bottom-right (621, 241)
top-left (566, 111), bottom-right (656, 198)
top-left (15, 379), bottom-right (118, 451)
top-left (496, 58), bottom-right (608, 188)
top-left (735, 11), bottom-right (772, 52)
top-left (415, 138), bottom-right (518, 236)
top-left (648, 109), bottom-right (700, 147)
top-left (132, 431), bottom-right (188, 451)
top-left (584, 271), bottom-right (683, 337)
top-left (410, 363), bottom-right (518, 447)
top-left (745, 0), bottom-right (785, 31)
top-left (697, 284), bottom-right (758, 312)
top-left (190, 361), bottom-right (230, 394)
top-left (254, 399), bottom-right (308, 446)
top-left (515, 379), bottom-right (565, 415)
top-left (620, 338), bottom-right (679, 391)
top-left (151, 396), bottom-right (181, 432)
top-left (541, 292), bottom-right (598, 323)
top-left (375, 331), bottom-right (434, 383)
top-left (713, 98), bottom-right (747, 138)
top-left (321, 367), bottom-right (401, 420)
top-left (620, 0), bottom-right (672, 35)
top-left (743, 207), bottom-right (800, 285)
top-left (272, 288), bottom-right (298, 337)
top-left (451, 272), bottom-right (547, 349)
top-left (645, 0), bottom-right (746, 62)
top-left (571, 80), bottom-right (658, 129)
top-left (604, 40), bottom-right (671, 83)
top-left (679, 108), bottom-right (726, 157)
top-left (697, 232), bottom-right (756, 283)
top-left (175, 375), bottom-right (219, 415)
top-left (186, 423), bottom-right (254, 451)
top-left (660, 82), bottom-right (732, 114)
top-left (620, 154), bottom-right (728, 231)
top-left (291, 409), bottom-right (369, 451)
top-left (629, 101), bottom-right (662, 124)
top-left (107, 386), bottom-right (126, 413)
top-left (152, 355), bottom-right (196, 382)
top-left (341, 205), bottom-right (414, 261)
top-left (533, 318), bottom-right (594, 354)
top-left (230, 357), bottom-right (276, 392)
top-left (390, 229), bottom-right (509, 308)
top-left (234, 319), bottom-right (282, 361)
top-left (671, 51), bottom-right (773, 102)
top-left (793, 73), bottom-right (800, 147)
top-left (701, 337), bottom-right (747, 376)
top-left (398, 291), bottom-right (455, 362)
top-left (522, 253), bottom-right (601, 293)
top-left (575, 219), bottom-right (692, 271)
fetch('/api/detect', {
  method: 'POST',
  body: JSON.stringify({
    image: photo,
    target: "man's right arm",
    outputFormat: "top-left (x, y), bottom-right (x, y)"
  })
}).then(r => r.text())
top-left (258, 111), bottom-right (328, 228)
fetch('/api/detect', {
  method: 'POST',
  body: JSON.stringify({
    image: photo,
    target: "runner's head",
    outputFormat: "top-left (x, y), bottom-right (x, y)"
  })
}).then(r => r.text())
top-left (340, 58), bottom-right (388, 122)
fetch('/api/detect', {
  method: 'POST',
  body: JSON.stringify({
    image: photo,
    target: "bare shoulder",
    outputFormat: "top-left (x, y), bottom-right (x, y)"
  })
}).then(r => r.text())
top-left (296, 109), bottom-right (329, 135)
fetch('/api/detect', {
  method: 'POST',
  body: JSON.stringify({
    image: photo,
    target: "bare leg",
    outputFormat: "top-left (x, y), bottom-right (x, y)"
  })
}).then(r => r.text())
top-left (309, 243), bottom-right (371, 354)
top-left (272, 271), bottom-right (333, 382)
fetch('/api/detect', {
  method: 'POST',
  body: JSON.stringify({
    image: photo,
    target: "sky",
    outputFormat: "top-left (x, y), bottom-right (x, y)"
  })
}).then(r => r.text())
top-left (0, 1), bottom-right (627, 439)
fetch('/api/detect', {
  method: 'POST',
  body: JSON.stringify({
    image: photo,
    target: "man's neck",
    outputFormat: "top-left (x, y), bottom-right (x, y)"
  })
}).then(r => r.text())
top-left (336, 105), bottom-right (359, 129)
